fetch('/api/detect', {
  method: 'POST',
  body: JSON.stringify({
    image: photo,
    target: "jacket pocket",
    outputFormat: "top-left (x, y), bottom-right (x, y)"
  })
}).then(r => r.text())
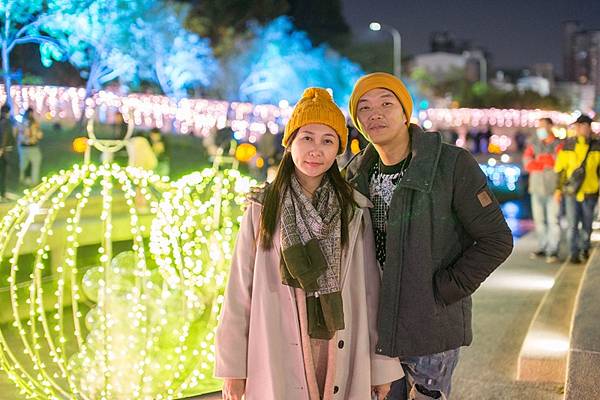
top-left (431, 258), bottom-right (447, 315)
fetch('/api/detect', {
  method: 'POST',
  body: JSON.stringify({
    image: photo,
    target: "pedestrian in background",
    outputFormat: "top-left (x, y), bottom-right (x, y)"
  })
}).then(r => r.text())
top-left (524, 117), bottom-right (562, 263)
top-left (17, 107), bottom-right (43, 186)
top-left (126, 132), bottom-right (157, 212)
top-left (0, 105), bottom-right (16, 200)
top-left (555, 114), bottom-right (600, 264)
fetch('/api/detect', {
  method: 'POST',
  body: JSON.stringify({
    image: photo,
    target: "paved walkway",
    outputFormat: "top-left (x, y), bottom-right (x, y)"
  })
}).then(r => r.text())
top-left (452, 231), bottom-right (564, 399)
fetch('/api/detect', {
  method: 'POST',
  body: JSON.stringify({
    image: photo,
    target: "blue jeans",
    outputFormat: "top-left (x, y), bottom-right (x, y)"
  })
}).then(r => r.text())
top-left (565, 195), bottom-right (598, 255)
top-left (387, 348), bottom-right (460, 400)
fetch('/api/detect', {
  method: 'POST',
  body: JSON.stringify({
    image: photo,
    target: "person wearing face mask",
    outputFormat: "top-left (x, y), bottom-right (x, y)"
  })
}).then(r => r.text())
top-left (215, 88), bottom-right (403, 400)
top-left (523, 117), bottom-right (563, 263)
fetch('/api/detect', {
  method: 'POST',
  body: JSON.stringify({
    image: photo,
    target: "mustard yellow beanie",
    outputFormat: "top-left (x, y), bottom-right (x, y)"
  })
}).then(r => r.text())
top-left (283, 87), bottom-right (348, 154)
top-left (348, 72), bottom-right (413, 136)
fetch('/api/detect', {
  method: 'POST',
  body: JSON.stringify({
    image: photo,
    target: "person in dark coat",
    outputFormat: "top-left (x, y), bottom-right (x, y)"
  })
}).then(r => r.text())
top-left (344, 72), bottom-right (513, 400)
top-left (0, 105), bottom-right (16, 200)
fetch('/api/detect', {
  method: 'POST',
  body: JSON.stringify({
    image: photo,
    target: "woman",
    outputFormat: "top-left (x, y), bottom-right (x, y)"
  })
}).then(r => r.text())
top-left (215, 88), bottom-right (403, 400)
top-left (0, 105), bottom-right (16, 201)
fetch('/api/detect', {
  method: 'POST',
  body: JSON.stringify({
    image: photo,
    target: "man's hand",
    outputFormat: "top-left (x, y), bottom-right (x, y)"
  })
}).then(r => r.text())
top-left (222, 378), bottom-right (246, 400)
top-left (372, 382), bottom-right (392, 400)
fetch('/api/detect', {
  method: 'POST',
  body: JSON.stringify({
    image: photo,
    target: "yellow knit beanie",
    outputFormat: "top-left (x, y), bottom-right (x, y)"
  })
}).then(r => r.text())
top-left (283, 87), bottom-right (348, 154)
top-left (348, 72), bottom-right (413, 136)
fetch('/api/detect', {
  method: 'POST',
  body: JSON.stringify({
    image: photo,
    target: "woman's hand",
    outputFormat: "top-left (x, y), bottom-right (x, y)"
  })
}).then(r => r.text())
top-left (372, 382), bottom-right (392, 400)
top-left (222, 378), bottom-right (246, 400)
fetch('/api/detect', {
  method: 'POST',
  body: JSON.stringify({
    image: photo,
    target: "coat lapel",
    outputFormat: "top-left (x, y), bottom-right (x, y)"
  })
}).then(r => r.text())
top-left (340, 191), bottom-right (372, 286)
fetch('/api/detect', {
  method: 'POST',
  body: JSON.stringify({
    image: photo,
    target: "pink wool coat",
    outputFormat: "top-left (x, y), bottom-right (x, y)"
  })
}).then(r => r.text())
top-left (215, 191), bottom-right (404, 400)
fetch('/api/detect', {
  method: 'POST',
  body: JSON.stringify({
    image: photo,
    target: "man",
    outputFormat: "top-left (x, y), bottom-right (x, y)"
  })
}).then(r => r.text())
top-left (523, 117), bottom-right (562, 263)
top-left (554, 114), bottom-right (600, 264)
top-left (344, 72), bottom-right (513, 399)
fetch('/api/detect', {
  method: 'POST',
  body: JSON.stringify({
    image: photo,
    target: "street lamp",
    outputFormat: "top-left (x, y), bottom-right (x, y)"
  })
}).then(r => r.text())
top-left (463, 50), bottom-right (487, 85)
top-left (370, 21), bottom-right (402, 78)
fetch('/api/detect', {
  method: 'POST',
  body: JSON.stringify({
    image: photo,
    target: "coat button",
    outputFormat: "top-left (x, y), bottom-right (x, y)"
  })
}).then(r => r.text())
top-left (338, 340), bottom-right (344, 349)
top-left (333, 386), bottom-right (339, 394)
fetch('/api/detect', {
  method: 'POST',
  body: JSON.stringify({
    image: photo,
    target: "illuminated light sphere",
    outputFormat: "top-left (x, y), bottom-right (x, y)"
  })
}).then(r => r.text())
top-left (255, 156), bottom-right (265, 169)
top-left (149, 167), bottom-right (257, 394)
top-left (0, 161), bottom-right (204, 399)
top-left (488, 143), bottom-right (502, 154)
top-left (234, 143), bottom-right (257, 163)
top-left (72, 137), bottom-right (89, 154)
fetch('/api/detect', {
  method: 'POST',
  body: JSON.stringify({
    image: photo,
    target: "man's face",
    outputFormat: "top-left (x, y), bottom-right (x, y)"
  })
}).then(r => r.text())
top-left (575, 123), bottom-right (591, 137)
top-left (355, 88), bottom-right (407, 146)
top-left (539, 119), bottom-right (551, 133)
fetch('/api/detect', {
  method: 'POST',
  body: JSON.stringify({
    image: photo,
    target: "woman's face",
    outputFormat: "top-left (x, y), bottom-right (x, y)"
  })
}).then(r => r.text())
top-left (289, 123), bottom-right (339, 184)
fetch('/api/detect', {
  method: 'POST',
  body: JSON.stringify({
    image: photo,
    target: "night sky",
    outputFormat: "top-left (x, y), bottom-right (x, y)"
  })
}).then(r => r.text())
top-left (340, 0), bottom-right (600, 73)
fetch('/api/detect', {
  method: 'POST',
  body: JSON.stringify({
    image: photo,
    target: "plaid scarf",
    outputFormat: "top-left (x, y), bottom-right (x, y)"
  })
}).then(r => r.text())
top-left (280, 175), bottom-right (344, 339)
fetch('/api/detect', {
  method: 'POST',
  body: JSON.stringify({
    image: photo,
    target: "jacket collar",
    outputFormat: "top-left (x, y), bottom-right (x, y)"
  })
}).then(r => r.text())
top-left (348, 124), bottom-right (443, 193)
top-left (353, 189), bottom-right (373, 208)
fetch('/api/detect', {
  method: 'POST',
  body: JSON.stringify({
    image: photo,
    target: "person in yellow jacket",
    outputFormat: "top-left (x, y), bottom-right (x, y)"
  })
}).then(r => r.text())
top-left (554, 114), bottom-right (600, 264)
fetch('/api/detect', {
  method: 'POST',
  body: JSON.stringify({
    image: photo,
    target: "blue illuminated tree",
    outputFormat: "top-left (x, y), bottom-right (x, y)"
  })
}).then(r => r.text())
top-left (43, 0), bottom-right (157, 98)
top-left (131, 3), bottom-right (218, 99)
top-left (0, 0), bottom-right (90, 109)
top-left (218, 16), bottom-right (363, 108)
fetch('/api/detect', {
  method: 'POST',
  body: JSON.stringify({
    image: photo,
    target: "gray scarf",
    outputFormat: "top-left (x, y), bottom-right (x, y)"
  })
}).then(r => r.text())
top-left (280, 175), bottom-right (344, 339)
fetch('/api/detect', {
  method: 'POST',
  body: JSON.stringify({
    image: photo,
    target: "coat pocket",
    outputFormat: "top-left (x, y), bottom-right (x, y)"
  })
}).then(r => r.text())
top-left (431, 258), bottom-right (447, 315)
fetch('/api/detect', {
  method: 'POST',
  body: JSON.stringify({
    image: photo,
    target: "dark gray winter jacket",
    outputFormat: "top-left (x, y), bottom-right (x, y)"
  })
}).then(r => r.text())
top-left (344, 124), bottom-right (513, 357)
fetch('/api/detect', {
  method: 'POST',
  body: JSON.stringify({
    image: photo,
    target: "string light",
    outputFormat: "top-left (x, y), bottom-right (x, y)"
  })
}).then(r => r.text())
top-left (149, 168), bottom-right (256, 395)
top-left (0, 162), bottom-right (256, 399)
top-left (0, 85), bottom-right (293, 141)
top-left (422, 108), bottom-right (578, 129)
top-left (1, 85), bottom-right (590, 146)
top-left (480, 163), bottom-right (521, 192)
top-left (0, 164), bottom-right (199, 399)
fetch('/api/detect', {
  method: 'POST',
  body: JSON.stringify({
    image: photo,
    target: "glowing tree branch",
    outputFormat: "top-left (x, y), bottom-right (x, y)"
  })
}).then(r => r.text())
top-left (0, 0), bottom-right (89, 111)
top-left (42, 0), bottom-right (156, 99)
top-left (130, 2), bottom-right (217, 99)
